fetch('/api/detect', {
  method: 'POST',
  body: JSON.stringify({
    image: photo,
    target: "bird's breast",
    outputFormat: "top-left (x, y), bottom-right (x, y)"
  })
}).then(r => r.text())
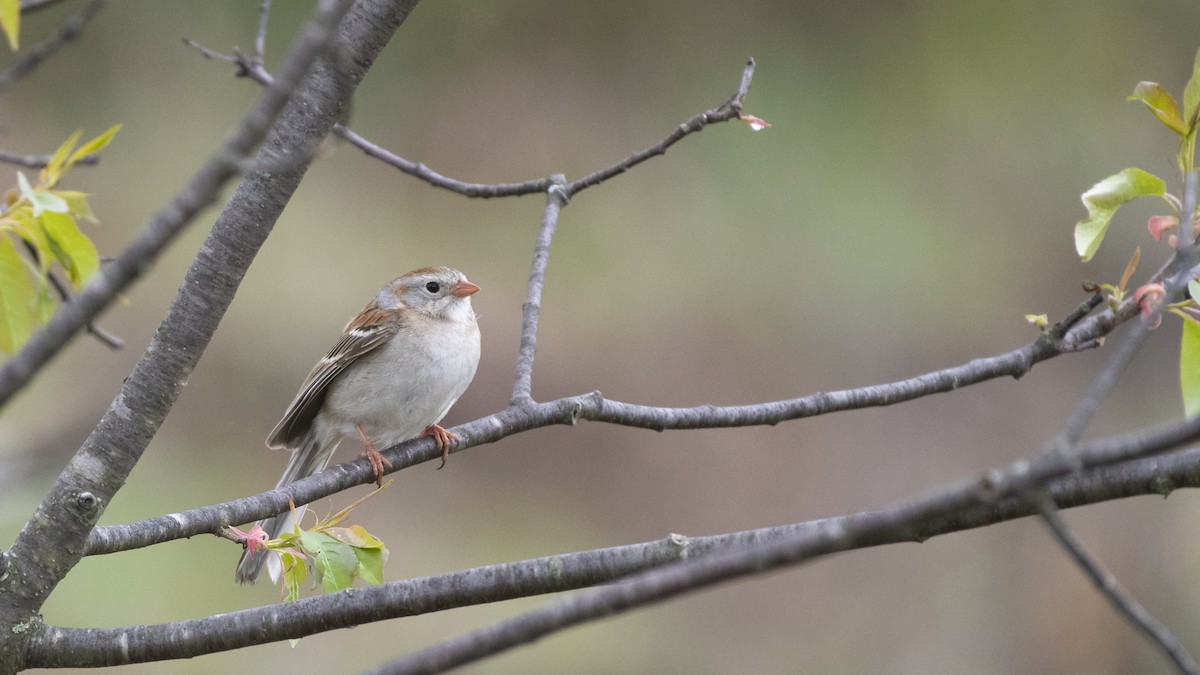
top-left (320, 316), bottom-right (480, 448)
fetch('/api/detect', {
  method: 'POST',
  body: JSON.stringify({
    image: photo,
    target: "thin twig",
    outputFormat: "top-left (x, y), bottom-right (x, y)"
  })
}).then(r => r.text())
top-left (0, 148), bottom-right (99, 169)
top-left (333, 125), bottom-right (551, 197)
top-left (0, 0), bottom-right (106, 95)
top-left (183, 38), bottom-right (270, 83)
top-left (565, 57), bottom-right (756, 197)
top-left (18, 0), bottom-right (72, 13)
top-left (254, 0), bottom-right (271, 66)
top-left (185, 42), bottom-right (758, 200)
top-left (511, 176), bottom-right (567, 403)
top-left (18, 239), bottom-right (123, 349)
top-left (1056, 318), bottom-right (1155, 449)
top-left (184, 38), bottom-right (551, 197)
top-left (1034, 492), bottom-right (1199, 675)
top-left (43, 269), bottom-right (123, 349)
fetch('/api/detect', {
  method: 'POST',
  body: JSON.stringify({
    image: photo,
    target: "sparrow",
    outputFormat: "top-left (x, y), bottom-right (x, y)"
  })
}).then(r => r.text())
top-left (235, 266), bottom-right (481, 584)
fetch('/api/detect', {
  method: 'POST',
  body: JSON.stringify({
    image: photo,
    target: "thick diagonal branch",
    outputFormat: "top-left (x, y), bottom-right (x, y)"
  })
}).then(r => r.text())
top-left (0, 1), bottom-right (421, 671)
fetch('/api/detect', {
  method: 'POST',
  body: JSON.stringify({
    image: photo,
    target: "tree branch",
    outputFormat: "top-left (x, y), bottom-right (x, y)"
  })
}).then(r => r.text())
top-left (589, 294), bottom-right (1113, 431)
top-left (28, 424), bottom-right (1200, 668)
top-left (43, 270), bottom-right (123, 349)
top-left (17, 239), bottom-right (123, 349)
top-left (0, 0), bottom-right (105, 95)
top-left (0, 148), bottom-right (100, 168)
top-left (186, 43), bottom-right (758, 199)
top-left (253, 0), bottom-right (271, 66)
top-left (1029, 171), bottom-right (1200, 675)
top-left (1035, 493), bottom-right (1199, 675)
top-left (512, 176), bottom-right (567, 402)
top-left (565, 57), bottom-right (756, 197)
top-left (0, 0), bottom-right (362, 411)
top-left (18, 0), bottom-right (74, 13)
top-left (78, 290), bottom-right (1122, 559)
top-left (0, 2), bottom-right (1181, 671)
top-left (0, 0), bottom-right (417, 670)
top-left (373, 413), bottom-right (1200, 674)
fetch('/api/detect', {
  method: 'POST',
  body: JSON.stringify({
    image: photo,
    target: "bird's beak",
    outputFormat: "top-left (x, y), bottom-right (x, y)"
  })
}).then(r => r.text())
top-left (452, 280), bottom-right (480, 297)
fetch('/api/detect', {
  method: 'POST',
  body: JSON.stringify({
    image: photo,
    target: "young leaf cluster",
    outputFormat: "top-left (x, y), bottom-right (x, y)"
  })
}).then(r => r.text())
top-left (1071, 49), bottom-right (1200, 416)
top-left (235, 481), bottom-right (391, 603)
top-left (0, 126), bottom-right (119, 353)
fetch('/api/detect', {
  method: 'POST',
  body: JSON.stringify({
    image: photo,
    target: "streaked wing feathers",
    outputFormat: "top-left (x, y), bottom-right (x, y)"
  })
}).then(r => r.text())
top-left (265, 306), bottom-right (398, 449)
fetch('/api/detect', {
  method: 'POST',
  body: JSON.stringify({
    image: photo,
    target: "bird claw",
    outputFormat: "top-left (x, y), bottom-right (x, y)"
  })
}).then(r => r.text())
top-left (422, 423), bottom-right (459, 470)
top-left (356, 424), bottom-right (392, 486)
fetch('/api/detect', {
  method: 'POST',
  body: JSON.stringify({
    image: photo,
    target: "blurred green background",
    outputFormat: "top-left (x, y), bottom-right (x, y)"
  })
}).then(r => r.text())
top-left (2, 1), bottom-right (1200, 673)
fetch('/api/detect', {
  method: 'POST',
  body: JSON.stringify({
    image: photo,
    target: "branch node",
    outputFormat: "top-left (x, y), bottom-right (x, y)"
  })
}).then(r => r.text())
top-left (565, 400), bottom-right (583, 426)
top-left (1061, 337), bottom-right (1105, 353)
top-left (668, 532), bottom-right (691, 557)
top-left (1149, 474), bottom-right (1175, 497)
top-left (546, 174), bottom-right (569, 204)
top-left (1048, 292), bottom-right (1105, 341)
top-left (71, 491), bottom-right (100, 515)
top-left (976, 468), bottom-right (1005, 502)
top-left (579, 390), bottom-right (603, 420)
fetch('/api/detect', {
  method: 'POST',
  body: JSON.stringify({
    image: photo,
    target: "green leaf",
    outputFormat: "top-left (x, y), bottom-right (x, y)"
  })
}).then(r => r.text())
top-left (17, 172), bottom-right (68, 218)
top-left (0, 0), bottom-right (18, 50)
top-left (1074, 168), bottom-right (1167, 261)
top-left (299, 530), bottom-right (358, 593)
top-left (326, 524), bottom-right (385, 550)
top-left (66, 125), bottom-right (120, 169)
top-left (1128, 82), bottom-right (1189, 136)
top-left (280, 551), bottom-right (306, 603)
top-left (1182, 317), bottom-right (1200, 417)
top-left (0, 234), bottom-right (37, 353)
top-left (54, 191), bottom-right (97, 223)
top-left (40, 211), bottom-right (99, 286)
top-left (8, 210), bottom-right (52, 273)
top-left (32, 283), bottom-right (55, 323)
top-left (353, 547), bottom-right (387, 585)
top-left (328, 525), bottom-right (389, 585)
top-left (40, 130), bottom-right (80, 187)
top-left (1184, 48), bottom-right (1200, 130)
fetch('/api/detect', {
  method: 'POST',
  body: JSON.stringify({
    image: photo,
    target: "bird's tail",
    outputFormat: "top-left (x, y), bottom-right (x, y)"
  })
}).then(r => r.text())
top-left (234, 433), bottom-right (340, 584)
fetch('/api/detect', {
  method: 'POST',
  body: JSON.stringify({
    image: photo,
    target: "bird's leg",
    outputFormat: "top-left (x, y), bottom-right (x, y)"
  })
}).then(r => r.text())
top-left (355, 424), bottom-right (392, 486)
top-left (421, 424), bottom-right (460, 470)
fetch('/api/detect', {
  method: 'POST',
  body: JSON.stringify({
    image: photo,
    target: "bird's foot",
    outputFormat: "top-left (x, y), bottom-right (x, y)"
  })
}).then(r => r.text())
top-left (356, 424), bottom-right (392, 486)
top-left (421, 423), bottom-right (460, 470)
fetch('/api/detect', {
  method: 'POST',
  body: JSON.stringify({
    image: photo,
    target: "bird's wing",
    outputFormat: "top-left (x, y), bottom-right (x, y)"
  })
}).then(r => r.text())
top-left (265, 306), bottom-right (399, 449)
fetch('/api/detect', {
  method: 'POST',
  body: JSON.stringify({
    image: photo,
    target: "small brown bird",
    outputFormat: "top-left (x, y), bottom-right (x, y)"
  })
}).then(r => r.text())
top-left (235, 267), bottom-right (481, 584)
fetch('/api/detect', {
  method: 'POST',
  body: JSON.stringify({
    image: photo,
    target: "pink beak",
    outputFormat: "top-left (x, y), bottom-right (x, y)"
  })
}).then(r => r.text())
top-left (452, 280), bottom-right (480, 297)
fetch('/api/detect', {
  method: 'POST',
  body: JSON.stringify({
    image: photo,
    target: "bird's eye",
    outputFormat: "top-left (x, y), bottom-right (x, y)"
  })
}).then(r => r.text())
top-left (425, 281), bottom-right (441, 293)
